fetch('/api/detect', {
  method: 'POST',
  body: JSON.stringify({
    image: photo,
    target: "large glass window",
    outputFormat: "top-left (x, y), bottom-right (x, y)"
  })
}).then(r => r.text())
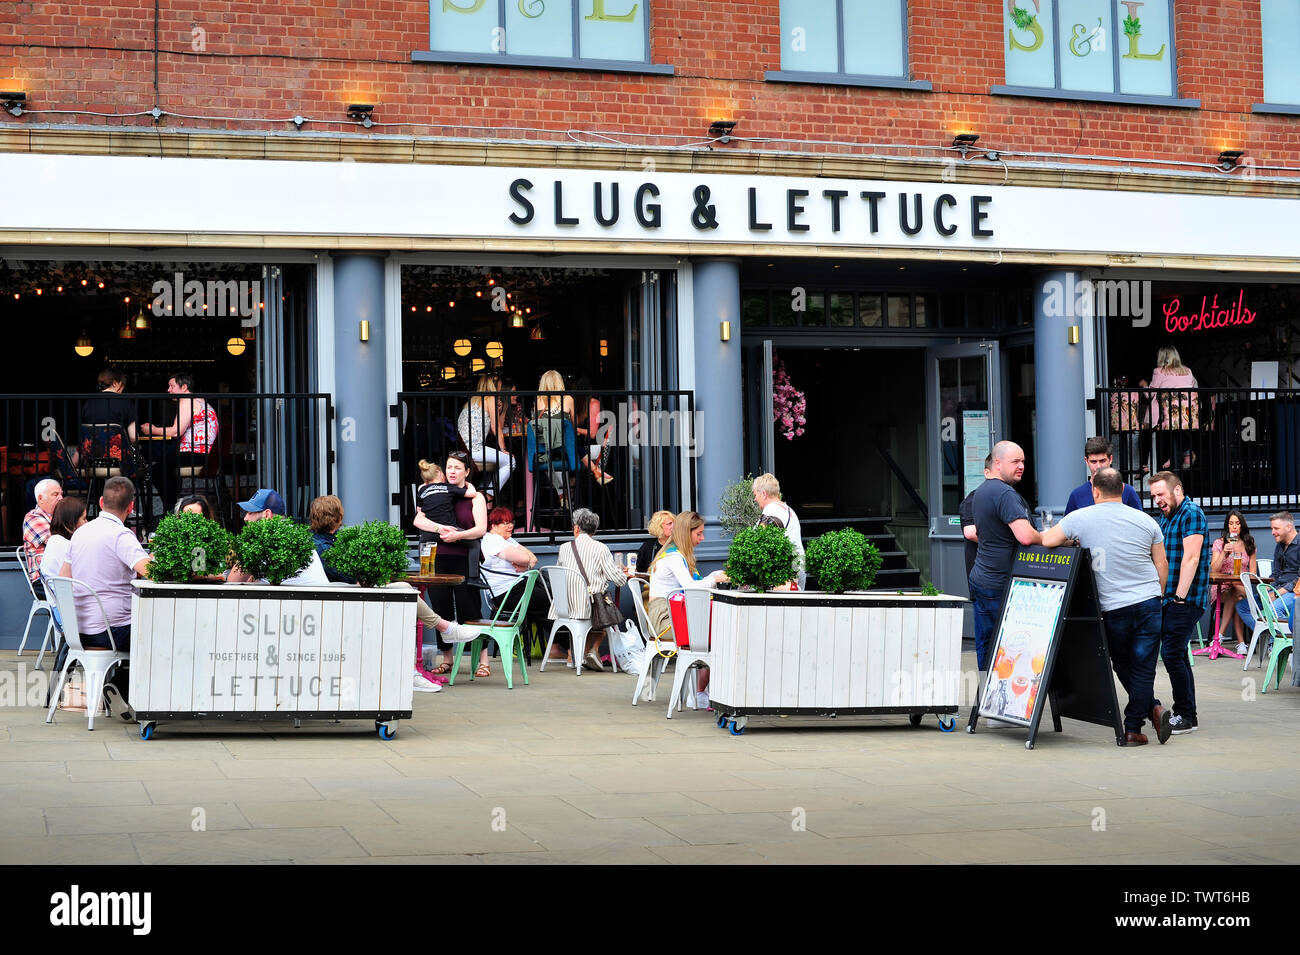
top-left (998, 0), bottom-right (1191, 105)
top-left (1261, 0), bottom-right (1300, 107)
top-left (417, 0), bottom-right (669, 72)
top-left (767, 0), bottom-right (929, 89)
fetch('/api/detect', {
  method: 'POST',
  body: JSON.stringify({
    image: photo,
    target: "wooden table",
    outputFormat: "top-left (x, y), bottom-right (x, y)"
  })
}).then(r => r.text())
top-left (405, 572), bottom-right (466, 679)
top-left (1199, 572), bottom-right (1272, 661)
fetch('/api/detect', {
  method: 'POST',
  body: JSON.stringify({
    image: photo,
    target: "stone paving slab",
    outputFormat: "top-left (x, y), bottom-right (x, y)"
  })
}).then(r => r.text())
top-left (2, 647), bottom-right (1298, 864)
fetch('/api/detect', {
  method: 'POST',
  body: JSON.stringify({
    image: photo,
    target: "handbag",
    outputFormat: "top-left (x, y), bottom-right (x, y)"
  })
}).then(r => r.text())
top-left (571, 543), bottom-right (625, 630)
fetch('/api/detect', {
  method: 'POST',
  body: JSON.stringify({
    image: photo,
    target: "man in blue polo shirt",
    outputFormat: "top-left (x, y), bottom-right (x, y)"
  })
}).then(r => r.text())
top-left (1064, 437), bottom-right (1143, 514)
top-left (1148, 471), bottom-right (1210, 735)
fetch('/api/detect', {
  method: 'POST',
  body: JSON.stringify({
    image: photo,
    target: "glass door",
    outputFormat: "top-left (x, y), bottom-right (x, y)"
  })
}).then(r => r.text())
top-left (926, 341), bottom-right (1002, 519)
top-left (741, 339), bottom-right (774, 477)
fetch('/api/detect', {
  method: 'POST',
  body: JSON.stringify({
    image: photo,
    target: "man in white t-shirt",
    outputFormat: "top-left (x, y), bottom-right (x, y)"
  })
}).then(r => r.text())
top-left (1042, 468), bottom-right (1171, 746)
top-left (226, 488), bottom-right (330, 586)
top-left (752, 473), bottom-right (804, 588)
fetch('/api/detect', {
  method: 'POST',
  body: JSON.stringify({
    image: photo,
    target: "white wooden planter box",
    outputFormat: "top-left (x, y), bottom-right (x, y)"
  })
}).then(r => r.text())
top-left (707, 590), bottom-right (967, 729)
top-left (128, 580), bottom-right (416, 738)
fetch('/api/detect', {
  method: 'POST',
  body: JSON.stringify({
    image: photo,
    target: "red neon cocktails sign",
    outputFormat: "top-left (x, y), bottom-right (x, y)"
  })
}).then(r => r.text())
top-left (1161, 290), bottom-right (1256, 334)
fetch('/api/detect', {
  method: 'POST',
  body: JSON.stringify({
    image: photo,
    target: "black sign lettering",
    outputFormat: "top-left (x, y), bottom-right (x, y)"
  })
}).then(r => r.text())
top-left (823, 189), bottom-right (848, 232)
top-left (934, 194), bottom-right (958, 237)
top-left (859, 191), bottom-right (885, 233)
top-left (554, 180), bottom-right (578, 226)
top-left (972, 195), bottom-right (994, 237)
top-left (507, 178), bottom-right (534, 224)
top-left (593, 182), bottom-right (619, 227)
top-left (747, 187), bottom-right (772, 231)
top-left (634, 182), bottom-right (661, 228)
top-left (899, 192), bottom-right (923, 236)
top-left (786, 189), bottom-right (810, 232)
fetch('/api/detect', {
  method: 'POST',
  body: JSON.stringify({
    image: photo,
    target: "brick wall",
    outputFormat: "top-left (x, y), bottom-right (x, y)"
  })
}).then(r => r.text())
top-left (1, 0), bottom-right (1295, 166)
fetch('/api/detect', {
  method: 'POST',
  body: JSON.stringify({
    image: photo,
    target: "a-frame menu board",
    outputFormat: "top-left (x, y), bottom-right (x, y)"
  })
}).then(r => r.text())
top-left (967, 546), bottom-right (1126, 749)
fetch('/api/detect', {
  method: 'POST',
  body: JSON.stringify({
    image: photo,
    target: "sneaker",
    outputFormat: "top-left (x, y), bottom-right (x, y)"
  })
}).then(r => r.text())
top-left (412, 670), bottom-right (442, 693)
top-left (440, 623), bottom-right (481, 644)
top-left (1235, 642), bottom-right (1248, 655)
top-left (102, 684), bottom-right (137, 723)
top-left (1168, 714), bottom-right (1198, 735)
top-left (583, 651), bottom-right (606, 672)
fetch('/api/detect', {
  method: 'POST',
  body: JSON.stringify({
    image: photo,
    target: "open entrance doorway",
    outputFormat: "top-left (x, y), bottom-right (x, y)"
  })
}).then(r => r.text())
top-left (744, 346), bottom-right (930, 585)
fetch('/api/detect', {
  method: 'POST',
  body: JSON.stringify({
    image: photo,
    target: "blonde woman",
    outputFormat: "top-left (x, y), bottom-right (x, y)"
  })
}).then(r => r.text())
top-left (752, 473), bottom-right (805, 589)
top-left (1141, 346), bottom-right (1199, 469)
top-left (647, 510), bottom-right (728, 706)
top-left (535, 370), bottom-right (610, 484)
top-left (457, 373), bottom-right (513, 497)
top-left (636, 510), bottom-right (675, 576)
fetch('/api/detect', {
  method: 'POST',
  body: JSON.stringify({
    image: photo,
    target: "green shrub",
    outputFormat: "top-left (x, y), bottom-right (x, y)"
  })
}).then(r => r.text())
top-left (146, 512), bottom-right (231, 583)
top-left (725, 523), bottom-right (796, 592)
top-left (231, 516), bottom-right (315, 585)
top-left (920, 581), bottom-right (941, 597)
top-left (805, 528), bottom-right (883, 594)
top-left (718, 474), bottom-right (761, 537)
top-left (324, 521), bottom-right (410, 588)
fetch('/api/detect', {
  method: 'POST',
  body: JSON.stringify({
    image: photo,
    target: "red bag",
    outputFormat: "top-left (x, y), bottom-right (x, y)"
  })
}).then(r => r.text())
top-left (669, 592), bottom-right (690, 647)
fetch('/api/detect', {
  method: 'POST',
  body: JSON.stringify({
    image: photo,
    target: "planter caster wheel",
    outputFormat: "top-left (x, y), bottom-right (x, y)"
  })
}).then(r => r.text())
top-left (377, 722), bottom-right (397, 740)
top-left (140, 722), bottom-right (156, 741)
top-left (728, 719), bottom-right (746, 736)
top-left (716, 714), bottom-right (728, 728)
top-left (1025, 740), bottom-right (1035, 750)
top-left (909, 714), bottom-right (923, 728)
top-left (938, 716), bottom-right (956, 733)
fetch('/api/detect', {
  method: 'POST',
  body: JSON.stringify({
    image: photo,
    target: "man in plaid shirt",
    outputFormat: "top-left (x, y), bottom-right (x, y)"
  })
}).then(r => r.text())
top-left (21, 478), bottom-right (63, 599)
top-left (1149, 471), bottom-right (1210, 735)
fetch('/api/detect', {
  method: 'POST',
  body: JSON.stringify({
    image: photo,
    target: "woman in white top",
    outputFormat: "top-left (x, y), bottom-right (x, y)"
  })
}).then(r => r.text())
top-left (752, 473), bottom-right (805, 589)
top-left (647, 510), bottom-right (727, 705)
top-left (40, 496), bottom-right (88, 582)
top-left (457, 373), bottom-right (514, 498)
top-left (647, 510), bottom-right (729, 639)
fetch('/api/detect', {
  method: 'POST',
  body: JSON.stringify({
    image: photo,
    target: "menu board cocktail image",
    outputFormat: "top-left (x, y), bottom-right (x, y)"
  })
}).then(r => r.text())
top-left (978, 578), bottom-right (1067, 725)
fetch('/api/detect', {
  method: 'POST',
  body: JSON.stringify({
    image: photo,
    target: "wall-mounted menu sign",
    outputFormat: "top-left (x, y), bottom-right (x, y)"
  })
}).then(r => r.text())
top-left (1161, 289), bottom-right (1256, 335)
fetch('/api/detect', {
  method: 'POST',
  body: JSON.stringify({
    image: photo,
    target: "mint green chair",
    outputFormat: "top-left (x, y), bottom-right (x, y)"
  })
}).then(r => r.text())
top-left (447, 570), bottom-right (539, 690)
top-left (1255, 583), bottom-right (1293, 694)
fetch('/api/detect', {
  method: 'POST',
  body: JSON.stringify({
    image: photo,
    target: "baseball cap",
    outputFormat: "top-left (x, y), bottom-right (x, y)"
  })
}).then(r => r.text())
top-left (237, 488), bottom-right (286, 516)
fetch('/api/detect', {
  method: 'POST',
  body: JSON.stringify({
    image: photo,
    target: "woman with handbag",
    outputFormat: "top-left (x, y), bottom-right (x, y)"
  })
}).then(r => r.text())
top-left (552, 507), bottom-right (631, 671)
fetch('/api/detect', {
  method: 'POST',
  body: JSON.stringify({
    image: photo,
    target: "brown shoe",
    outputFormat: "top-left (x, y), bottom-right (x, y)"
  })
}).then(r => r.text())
top-left (1125, 731), bottom-right (1149, 746)
top-left (1150, 704), bottom-right (1172, 744)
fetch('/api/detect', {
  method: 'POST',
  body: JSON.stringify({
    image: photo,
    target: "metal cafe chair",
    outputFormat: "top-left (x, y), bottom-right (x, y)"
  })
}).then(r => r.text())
top-left (15, 545), bottom-right (55, 663)
top-left (44, 577), bottom-right (130, 732)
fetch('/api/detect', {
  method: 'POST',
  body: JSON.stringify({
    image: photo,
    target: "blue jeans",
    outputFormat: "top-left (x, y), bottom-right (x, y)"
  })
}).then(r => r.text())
top-left (1102, 597), bottom-right (1162, 733)
top-left (1157, 601), bottom-right (1200, 721)
top-left (968, 582), bottom-right (1004, 672)
top-left (1236, 590), bottom-right (1294, 634)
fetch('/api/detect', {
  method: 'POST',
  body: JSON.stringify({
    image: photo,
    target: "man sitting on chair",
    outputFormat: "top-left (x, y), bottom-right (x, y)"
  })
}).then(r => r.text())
top-left (60, 476), bottom-right (152, 716)
top-left (23, 478), bottom-right (64, 600)
top-left (1236, 511), bottom-right (1300, 635)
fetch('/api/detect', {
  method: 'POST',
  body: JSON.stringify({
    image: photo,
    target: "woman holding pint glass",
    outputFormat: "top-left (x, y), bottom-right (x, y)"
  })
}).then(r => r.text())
top-left (1209, 509), bottom-right (1257, 654)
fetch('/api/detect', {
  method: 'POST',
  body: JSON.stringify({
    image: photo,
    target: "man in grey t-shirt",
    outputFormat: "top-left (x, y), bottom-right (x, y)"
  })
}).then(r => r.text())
top-left (1042, 468), bottom-right (1171, 745)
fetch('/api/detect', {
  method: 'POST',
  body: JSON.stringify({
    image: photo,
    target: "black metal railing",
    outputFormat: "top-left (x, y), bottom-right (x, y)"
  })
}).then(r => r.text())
top-left (395, 389), bottom-right (696, 541)
top-left (1094, 386), bottom-right (1300, 509)
top-left (0, 392), bottom-right (333, 540)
